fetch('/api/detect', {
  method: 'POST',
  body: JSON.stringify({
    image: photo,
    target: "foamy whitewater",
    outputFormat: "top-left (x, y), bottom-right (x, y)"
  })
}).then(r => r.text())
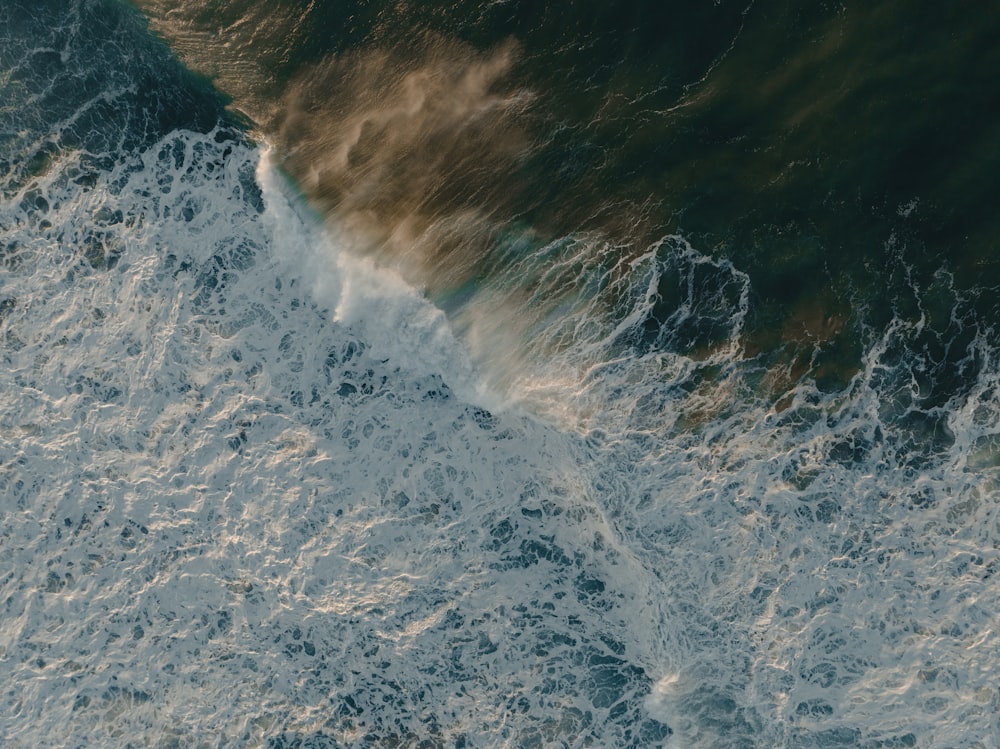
top-left (3, 6), bottom-right (1000, 749)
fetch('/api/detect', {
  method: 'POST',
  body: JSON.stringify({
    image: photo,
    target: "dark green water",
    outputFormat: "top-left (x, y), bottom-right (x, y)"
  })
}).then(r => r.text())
top-left (1, 0), bottom-right (232, 181)
top-left (131, 0), bottom-right (999, 399)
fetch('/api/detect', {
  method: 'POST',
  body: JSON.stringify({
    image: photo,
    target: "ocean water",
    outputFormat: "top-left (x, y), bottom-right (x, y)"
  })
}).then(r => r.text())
top-left (2, 1), bottom-right (999, 747)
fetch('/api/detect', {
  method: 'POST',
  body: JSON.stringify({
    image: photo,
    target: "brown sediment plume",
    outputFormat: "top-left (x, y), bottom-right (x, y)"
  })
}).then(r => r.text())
top-left (137, 0), bottom-right (545, 293)
top-left (747, 289), bottom-right (862, 410)
top-left (271, 36), bottom-right (535, 291)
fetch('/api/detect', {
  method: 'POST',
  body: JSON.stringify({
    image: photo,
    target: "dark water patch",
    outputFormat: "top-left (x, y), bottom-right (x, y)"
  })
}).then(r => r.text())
top-left (129, 1), bottom-right (1000, 407)
top-left (1, 0), bottom-right (237, 197)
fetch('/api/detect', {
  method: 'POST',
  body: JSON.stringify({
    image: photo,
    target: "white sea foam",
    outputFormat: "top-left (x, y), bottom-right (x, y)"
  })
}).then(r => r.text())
top-left (0, 130), bottom-right (664, 747)
top-left (2, 125), bottom-right (999, 749)
top-left (253, 150), bottom-right (490, 410)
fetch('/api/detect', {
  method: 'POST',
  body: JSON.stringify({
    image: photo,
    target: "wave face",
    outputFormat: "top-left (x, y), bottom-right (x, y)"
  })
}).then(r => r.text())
top-left (3, 1), bottom-right (1000, 748)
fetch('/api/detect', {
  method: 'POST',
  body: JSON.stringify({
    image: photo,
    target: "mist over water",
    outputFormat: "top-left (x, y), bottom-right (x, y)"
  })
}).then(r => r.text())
top-left (3, 1), bottom-right (1000, 747)
top-left (134, 0), bottom-right (1000, 388)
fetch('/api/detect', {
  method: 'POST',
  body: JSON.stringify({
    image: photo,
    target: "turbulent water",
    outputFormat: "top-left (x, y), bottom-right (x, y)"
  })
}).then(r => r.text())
top-left (2, 1), bottom-right (1000, 747)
